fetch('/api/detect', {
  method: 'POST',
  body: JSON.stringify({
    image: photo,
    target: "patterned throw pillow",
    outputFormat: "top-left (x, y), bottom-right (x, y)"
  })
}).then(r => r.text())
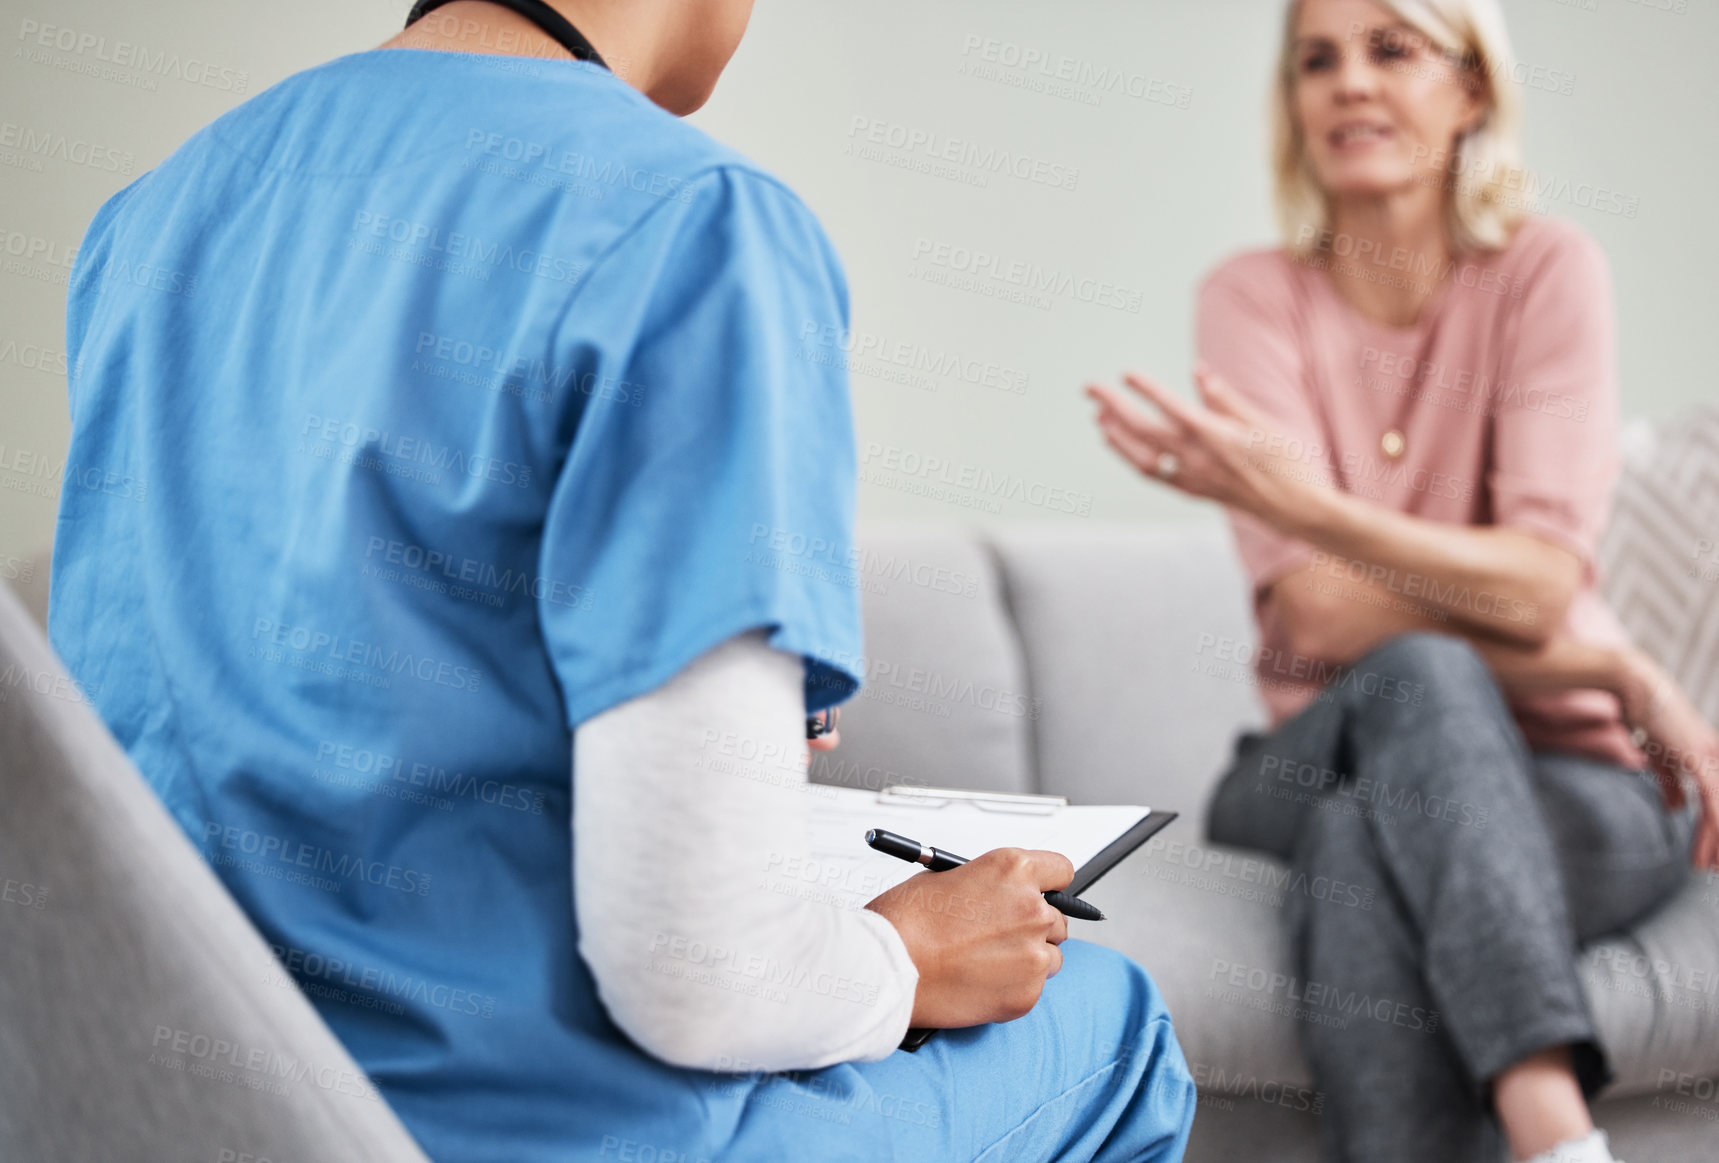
top-left (1597, 407), bottom-right (1719, 726)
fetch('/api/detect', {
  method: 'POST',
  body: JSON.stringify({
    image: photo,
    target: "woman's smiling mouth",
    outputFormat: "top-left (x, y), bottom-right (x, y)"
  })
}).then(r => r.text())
top-left (1329, 120), bottom-right (1396, 149)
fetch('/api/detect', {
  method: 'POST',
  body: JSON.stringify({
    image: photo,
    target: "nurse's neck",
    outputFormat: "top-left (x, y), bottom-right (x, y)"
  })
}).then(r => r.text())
top-left (379, 0), bottom-right (745, 116)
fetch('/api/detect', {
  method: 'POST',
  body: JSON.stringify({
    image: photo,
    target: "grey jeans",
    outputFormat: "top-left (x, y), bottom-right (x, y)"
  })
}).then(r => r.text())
top-left (1207, 633), bottom-right (1695, 1163)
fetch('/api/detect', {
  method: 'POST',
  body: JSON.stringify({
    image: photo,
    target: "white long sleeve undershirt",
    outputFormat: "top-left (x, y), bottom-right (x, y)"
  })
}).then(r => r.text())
top-left (572, 630), bottom-right (919, 1073)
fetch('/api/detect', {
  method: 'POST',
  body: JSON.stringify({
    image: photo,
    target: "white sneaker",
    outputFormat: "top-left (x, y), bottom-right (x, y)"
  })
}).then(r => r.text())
top-left (1520, 1129), bottom-right (1620, 1163)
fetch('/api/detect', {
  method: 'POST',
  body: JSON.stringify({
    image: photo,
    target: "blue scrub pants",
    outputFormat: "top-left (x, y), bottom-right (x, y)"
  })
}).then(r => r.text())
top-left (715, 940), bottom-right (1197, 1162)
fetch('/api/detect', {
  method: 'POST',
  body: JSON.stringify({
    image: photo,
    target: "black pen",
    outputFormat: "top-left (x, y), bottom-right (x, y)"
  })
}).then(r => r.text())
top-left (865, 828), bottom-right (1106, 921)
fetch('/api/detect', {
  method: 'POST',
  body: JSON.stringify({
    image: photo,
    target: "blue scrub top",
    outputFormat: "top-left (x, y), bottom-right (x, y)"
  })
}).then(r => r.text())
top-left (51, 48), bottom-right (875, 1162)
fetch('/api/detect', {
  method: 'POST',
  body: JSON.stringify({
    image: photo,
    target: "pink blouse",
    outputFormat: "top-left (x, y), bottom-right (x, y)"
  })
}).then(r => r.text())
top-left (1198, 216), bottom-right (1642, 770)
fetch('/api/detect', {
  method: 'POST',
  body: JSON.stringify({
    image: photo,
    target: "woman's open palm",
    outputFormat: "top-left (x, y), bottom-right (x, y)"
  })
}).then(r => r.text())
top-left (1085, 364), bottom-right (1313, 522)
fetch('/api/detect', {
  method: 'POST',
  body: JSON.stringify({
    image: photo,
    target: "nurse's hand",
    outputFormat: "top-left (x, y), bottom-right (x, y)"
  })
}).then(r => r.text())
top-left (864, 848), bottom-right (1072, 1028)
top-left (808, 707), bottom-right (841, 751)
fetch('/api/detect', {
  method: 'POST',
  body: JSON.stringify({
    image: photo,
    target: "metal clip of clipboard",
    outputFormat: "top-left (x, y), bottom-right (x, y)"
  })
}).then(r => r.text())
top-left (875, 785), bottom-right (1069, 815)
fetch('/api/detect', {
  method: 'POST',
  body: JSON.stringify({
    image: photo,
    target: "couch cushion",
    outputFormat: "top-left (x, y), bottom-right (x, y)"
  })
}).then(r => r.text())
top-left (1083, 838), bottom-right (1316, 1095)
top-left (1089, 841), bottom-right (1719, 1104)
top-left (986, 522), bottom-right (1266, 817)
top-left (1599, 407), bottom-right (1719, 725)
top-left (1581, 878), bottom-right (1719, 1096)
top-left (809, 524), bottom-right (1033, 794)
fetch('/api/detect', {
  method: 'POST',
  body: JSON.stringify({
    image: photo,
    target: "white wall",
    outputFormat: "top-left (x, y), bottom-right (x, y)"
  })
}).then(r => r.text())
top-left (3, 0), bottom-right (1714, 566)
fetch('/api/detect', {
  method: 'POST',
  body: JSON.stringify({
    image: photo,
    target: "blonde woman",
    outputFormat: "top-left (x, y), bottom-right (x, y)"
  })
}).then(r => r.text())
top-left (1088, 0), bottom-right (1719, 1160)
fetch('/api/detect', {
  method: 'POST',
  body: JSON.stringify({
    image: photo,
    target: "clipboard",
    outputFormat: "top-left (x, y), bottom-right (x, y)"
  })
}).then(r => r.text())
top-left (809, 785), bottom-right (1178, 1057)
top-left (804, 784), bottom-right (1178, 905)
top-left (1066, 808), bottom-right (1178, 896)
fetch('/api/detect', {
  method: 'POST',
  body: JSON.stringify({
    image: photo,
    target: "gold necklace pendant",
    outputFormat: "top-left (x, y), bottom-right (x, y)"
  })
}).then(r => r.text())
top-left (1381, 428), bottom-right (1406, 459)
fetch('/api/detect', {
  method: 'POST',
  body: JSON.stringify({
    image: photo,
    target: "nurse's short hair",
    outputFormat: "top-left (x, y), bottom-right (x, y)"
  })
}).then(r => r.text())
top-left (1271, 0), bottom-right (1528, 257)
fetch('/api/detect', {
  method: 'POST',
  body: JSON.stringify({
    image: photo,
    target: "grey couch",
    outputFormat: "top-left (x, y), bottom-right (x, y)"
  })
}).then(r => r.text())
top-left (820, 409), bottom-right (1719, 1162)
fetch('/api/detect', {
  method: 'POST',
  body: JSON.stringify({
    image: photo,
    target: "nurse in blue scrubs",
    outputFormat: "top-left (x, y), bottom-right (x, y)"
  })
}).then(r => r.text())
top-left (49, 1), bottom-right (1196, 1159)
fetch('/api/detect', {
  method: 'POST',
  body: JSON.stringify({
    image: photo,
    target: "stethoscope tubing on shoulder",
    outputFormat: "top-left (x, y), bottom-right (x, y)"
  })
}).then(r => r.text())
top-left (405, 0), bottom-right (609, 69)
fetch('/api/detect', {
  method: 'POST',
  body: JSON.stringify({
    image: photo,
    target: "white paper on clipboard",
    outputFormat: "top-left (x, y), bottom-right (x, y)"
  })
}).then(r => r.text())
top-left (800, 784), bottom-right (1153, 911)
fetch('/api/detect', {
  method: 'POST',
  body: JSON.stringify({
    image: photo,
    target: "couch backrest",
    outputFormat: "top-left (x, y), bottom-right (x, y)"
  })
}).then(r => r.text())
top-left (830, 521), bottom-right (1265, 830)
top-left (989, 523), bottom-right (1265, 818)
top-left (809, 524), bottom-right (1036, 796)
